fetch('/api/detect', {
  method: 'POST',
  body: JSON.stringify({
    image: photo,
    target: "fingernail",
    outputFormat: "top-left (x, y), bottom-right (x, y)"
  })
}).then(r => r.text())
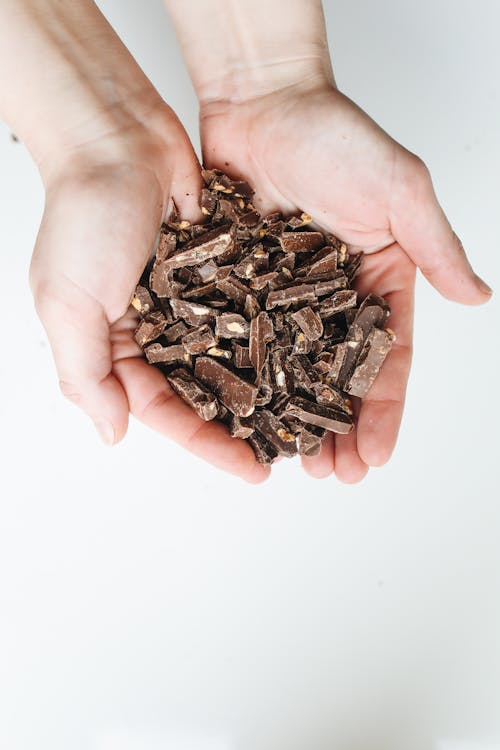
top-left (93, 419), bottom-right (115, 446)
top-left (475, 275), bottom-right (493, 296)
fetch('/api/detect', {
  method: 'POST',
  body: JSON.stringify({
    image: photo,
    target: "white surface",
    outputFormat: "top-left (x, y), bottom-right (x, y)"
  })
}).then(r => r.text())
top-left (0, 1), bottom-right (499, 749)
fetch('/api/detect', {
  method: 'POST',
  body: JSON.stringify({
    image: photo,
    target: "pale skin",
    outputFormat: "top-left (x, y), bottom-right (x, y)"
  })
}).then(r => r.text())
top-left (0, 1), bottom-right (492, 484)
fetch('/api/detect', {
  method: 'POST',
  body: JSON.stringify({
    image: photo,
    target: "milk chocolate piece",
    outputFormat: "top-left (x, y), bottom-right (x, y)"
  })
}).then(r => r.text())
top-left (266, 284), bottom-right (316, 310)
top-left (229, 414), bottom-right (255, 439)
top-left (233, 343), bottom-right (252, 368)
top-left (156, 230), bottom-right (176, 260)
top-left (296, 426), bottom-right (324, 456)
top-left (131, 285), bottom-right (155, 316)
top-left (280, 231), bottom-right (324, 254)
top-left (318, 290), bottom-right (358, 318)
top-left (167, 368), bottom-right (218, 421)
top-left (270, 349), bottom-right (294, 394)
top-left (150, 263), bottom-right (182, 298)
top-left (163, 319), bottom-right (190, 343)
top-left (247, 432), bottom-right (279, 465)
top-left (215, 313), bottom-right (250, 339)
top-left (253, 409), bottom-right (297, 457)
top-left (170, 299), bottom-right (216, 326)
top-left (285, 396), bottom-right (354, 434)
top-left (313, 383), bottom-right (353, 414)
top-left (145, 343), bottom-right (189, 364)
top-left (216, 275), bottom-right (251, 306)
top-left (195, 356), bottom-right (258, 417)
top-left (133, 312), bottom-right (167, 347)
top-left (181, 325), bottom-right (217, 354)
top-left (345, 327), bottom-right (394, 397)
top-left (163, 225), bottom-right (234, 270)
top-left (244, 294), bottom-right (261, 319)
top-left (291, 307), bottom-right (323, 340)
top-left (337, 324), bottom-right (364, 388)
top-left (249, 312), bottom-right (270, 377)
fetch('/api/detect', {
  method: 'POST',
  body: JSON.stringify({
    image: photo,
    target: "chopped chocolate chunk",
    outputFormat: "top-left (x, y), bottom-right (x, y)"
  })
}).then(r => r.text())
top-left (133, 170), bottom-right (393, 465)
top-left (215, 313), bottom-right (250, 339)
top-left (291, 306), bottom-right (324, 340)
top-left (170, 299), bottom-right (216, 326)
top-left (181, 324), bottom-right (217, 354)
top-left (194, 356), bottom-right (258, 417)
top-left (285, 396), bottom-right (354, 434)
top-left (280, 231), bottom-right (324, 254)
top-left (145, 342), bottom-right (189, 364)
top-left (345, 327), bottom-right (395, 397)
top-left (253, 409), bottom-right (298, 457)
top-left (131, 285), bottom-right (155, 316)
top-left (134, 311), bottom-right (167, 347)
top-left (167, 368), bottom-right (218, 421)
top-left (163, 225), bottom-right (234, 270)
top-left (266, 283), bottom-right (317, 310)
top-left (318, 290), bottom-right (358, 318)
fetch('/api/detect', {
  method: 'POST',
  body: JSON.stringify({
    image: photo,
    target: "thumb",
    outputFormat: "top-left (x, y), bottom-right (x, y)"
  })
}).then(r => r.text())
top-left (390, 155), bottom-right (492, 304)
top-left (31, 274), bottom-right (129, 445)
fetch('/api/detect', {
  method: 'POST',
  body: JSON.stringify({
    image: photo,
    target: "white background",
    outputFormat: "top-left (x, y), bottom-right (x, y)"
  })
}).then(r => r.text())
top-left (0, 1), bottom-right (499, 749)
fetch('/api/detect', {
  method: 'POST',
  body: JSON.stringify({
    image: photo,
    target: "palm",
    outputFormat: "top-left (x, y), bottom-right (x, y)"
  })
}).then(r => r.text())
top-left (201, 86), bottom-right (417, 480)
top-left (30, 122), bottom-right (269, 483)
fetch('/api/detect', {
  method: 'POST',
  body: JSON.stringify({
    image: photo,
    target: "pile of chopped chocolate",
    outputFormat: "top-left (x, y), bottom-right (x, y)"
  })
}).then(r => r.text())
top-left (132, 169), bottom-right (395, 464)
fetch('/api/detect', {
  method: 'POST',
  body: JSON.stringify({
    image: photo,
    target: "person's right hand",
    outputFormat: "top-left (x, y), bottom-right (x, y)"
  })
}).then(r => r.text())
top-left (29, 108), bottom-right (269, 484)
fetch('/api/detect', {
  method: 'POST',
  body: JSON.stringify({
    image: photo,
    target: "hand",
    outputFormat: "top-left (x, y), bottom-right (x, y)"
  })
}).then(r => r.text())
top-left (29, 112), bottom-right (269, 484)
top-left (199, 81), bottom-right (492, 482)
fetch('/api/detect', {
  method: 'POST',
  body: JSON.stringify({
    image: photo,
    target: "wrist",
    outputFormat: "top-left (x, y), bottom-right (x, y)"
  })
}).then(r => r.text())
top-left (0, 0), bottom-right (171, 181)
top-left (165, 0), bottom-right (335, 106)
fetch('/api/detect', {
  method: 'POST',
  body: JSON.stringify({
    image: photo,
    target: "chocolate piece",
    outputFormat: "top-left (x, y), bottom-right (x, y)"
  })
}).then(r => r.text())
top-left (170, 299), bottom-right (216, 326)
top-left (216, 275), bottom-right (252, 306)
top-left (229, 414), bottom-right (255, 439)
top-left (280, 231), bottom-right (324, 254)
top-left (167, 367), bottom-right (218, 421)
top-left (318, 290), bottom-right (358, 318)
top-left (215, 313), bottom-right (250, 339)
top-left (246, 432), bottom-right (279, 465)
top-left (131, 285), bottom-right (155, 316)
top-left (345, 327), bottom-right (394, 397)
top-left (233, 343), bottom-right (252, 368)
top-left (266, 284), bottom-right (316, 310)
top-left (249, 312), bottom-right (272, 377)
top-left (162, 226), bottom-right (234, 270)
top-left (133, 312), bottom-right (167, 347)
top-left (194, 356), bottom-right (258, 417)
top-left (285, 396), bottom-right (354, 434)
top-left (163, 319), bottom-right (190, 343)
top-left (253, 409), bottom-right (297, 457)
top-left (145, 342), bottom-right (189, 365)
top-left (181, 325), bottom-right (217, 355)
top-left (291, 307), bottom-right (323, 340)
top-left (134, 170), bottom-right (393, 465)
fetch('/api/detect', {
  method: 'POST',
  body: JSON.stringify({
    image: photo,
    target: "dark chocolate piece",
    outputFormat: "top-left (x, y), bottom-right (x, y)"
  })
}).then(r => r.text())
top-left (170, 299), bottom-right (216, 326)
top-left (233, 343), bottom-right (252, 368)
top-left (318, 290), bottom-right (358, 318)
top-left (167, 368), bottom-right (218, 421)
top-left (246, 432), bottom-right (279, 465)
top-left (249, 312), bottom-right (272, 377)
top-left (131, 285), bottom-right (155, 316)
top-left (229, 414), bottom-right (255, 439)
top-left (194, 356), bottom-right (258, 417)
top-left (266, 284), bottom-right (316, 310)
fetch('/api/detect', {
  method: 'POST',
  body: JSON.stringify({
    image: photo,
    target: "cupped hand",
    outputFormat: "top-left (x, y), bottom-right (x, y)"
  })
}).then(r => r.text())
top-left (200, 82), bottom-right (492, 482)
top-left (29, 109), bottom-right (269, 483)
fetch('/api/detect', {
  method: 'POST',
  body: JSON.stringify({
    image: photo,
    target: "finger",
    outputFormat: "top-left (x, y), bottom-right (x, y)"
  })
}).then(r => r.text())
top-left (390, 154), bottom-right (492, 304)
top-left (301, 431), bottom-right (335, 479)
top-left (113, 356), bottom-right (270, 484)
top-left (333, 427), bottom-right (369, 484)
top-left (33, 276), bottom-right (129, 445)
top-left (353, 245), bottom-right (415, 466)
